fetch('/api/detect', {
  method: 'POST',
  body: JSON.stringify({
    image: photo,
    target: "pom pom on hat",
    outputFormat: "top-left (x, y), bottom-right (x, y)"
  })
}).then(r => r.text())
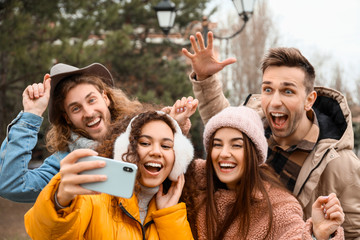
top-left (203, 106), bottom-right (267, 164)
top-left (113, 111), bottom-right (194, 181)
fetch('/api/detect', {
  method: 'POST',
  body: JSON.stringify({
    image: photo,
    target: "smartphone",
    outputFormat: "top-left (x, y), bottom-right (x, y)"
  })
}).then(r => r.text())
top-left (77, 156), bottom-right (137, 198)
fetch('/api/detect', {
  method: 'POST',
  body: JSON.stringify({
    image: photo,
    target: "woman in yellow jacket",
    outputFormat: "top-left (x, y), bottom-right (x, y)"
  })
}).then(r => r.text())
top-left (25, 110), bottom-right (195, 240)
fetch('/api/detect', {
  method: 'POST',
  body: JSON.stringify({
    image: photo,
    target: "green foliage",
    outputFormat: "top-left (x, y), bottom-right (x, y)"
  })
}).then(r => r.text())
top-left (0, 0), bottom-right (207, 159)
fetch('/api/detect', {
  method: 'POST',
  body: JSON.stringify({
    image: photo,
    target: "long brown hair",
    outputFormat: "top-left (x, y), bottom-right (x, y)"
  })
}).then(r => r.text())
top-left (46, 74), bottom-right (143, 152)
top-left (204, 131), bottom-right (284, 240)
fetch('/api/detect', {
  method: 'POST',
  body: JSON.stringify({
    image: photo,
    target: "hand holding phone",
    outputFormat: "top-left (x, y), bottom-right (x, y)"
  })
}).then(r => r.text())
top-left (77, 156), bottom-right (138, 198)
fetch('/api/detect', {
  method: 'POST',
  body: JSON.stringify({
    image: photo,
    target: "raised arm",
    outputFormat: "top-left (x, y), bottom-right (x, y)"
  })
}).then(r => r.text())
top-left (182, 31), bottom-right (236, 124)
top-left (0, 74), bottom-right (61, 203)
top-left (182, 31), bottom-right (236, 81)
top-left (23, 74), bottom-right (51, 116)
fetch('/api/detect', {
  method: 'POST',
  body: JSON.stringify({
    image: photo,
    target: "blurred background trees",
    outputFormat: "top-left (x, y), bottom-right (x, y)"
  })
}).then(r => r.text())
top-left (0, 0), bottom-right (208, 159)
top-left (211, 0), bottom-right (360, 155)
top-left (0, 0), bottom-right (359, 162)
top-left (213, 0), bottom-right (278, 105)
top-left (1, 1), bottom-right (360, 239)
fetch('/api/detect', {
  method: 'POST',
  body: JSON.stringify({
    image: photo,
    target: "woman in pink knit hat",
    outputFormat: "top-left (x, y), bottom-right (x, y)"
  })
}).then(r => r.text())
top-left (181, 106), bottom-right (345, 240)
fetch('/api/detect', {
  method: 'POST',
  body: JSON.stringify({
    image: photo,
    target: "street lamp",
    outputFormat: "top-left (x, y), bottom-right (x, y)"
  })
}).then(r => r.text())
top-left (153, 0), bottom-right (256, 41)
top-left (153, 0), bottom-right (176, 36)
top-left (213, 0), bottom-right (255, 40)
top-left (233, 0), bottom-right (255, 22)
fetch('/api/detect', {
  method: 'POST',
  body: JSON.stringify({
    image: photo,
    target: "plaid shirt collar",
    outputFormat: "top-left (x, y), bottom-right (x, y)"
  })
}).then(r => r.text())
top-left (266, 109), bottom-right (320, 192)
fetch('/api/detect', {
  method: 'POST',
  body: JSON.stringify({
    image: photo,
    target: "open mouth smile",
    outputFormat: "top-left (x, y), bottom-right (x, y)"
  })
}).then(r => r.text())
top-left (270, 112), bottom-right (288, 128)
top-left (144, 162), bottom-right (163, 174)
top-left (218, 162), bottom-right (237, 172)
top-left (86, 117), bottom-right (101, 128)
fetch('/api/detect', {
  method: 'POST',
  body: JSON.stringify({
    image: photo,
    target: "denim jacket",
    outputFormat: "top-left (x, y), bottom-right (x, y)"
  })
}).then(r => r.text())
top-left (0, 111), bottom-right (68, 203)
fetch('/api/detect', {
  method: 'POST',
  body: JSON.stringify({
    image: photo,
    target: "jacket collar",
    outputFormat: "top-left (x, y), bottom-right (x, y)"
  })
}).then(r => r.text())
top-left (119, 194), bottom-right (157, 226)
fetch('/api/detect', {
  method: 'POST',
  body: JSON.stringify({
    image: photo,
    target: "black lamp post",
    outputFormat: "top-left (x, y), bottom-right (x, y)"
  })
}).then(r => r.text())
top-left (154, 0), bottom-right (255, 40)
top-left (233, 0), bottom-right (255, 22)
top-left (153, 0), bottom-right (176, 36)
top-left (212, 0), bottom-right (255, 40)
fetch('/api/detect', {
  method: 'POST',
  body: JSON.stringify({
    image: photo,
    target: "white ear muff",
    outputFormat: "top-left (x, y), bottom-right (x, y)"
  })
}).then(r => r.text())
top-left (159, 112), bottom-right (194, 181)
top-left (113, 117), bottom-right (137, 161)
top-left (169, 132), bottom-right (194, 181)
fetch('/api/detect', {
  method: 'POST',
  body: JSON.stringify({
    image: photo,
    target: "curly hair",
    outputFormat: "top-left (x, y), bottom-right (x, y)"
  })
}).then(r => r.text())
top-left (46, 74), bottom-right (144, 152)
top-left (96, 111), bottom-right (176, 221)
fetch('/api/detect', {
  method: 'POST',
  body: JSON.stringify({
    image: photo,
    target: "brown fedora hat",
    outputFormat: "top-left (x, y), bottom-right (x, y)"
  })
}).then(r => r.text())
top-left (48, 63), bottom-right (114, 123)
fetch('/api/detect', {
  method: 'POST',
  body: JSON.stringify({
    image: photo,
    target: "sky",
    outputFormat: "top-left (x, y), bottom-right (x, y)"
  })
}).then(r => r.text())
top-left (204, 0), bottom-right (360, 99)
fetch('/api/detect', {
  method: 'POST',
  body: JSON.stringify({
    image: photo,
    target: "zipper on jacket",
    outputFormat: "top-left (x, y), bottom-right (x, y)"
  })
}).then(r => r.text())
top-left (119, 202), bottom-right (154, 240)
top-left (297, 148), bottom-right (330, 196)
top-left (243, 93), bottom-right (253, 106)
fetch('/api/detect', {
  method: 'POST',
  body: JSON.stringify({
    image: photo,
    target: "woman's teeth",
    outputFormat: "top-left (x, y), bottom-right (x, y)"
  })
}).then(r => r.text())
top-left (144, 162), bottom-right (162, 172)
top-left (219, 163), bottom-right (236, 168)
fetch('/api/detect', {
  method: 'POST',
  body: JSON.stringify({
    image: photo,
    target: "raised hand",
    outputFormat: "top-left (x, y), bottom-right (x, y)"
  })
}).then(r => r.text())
top-left (22, 74), bottom-right (51, 116)
top-left (312, 193), bottom-right (345, 240)
top-left (169, 96), bottom-right (198, 129)
top-left (182, 31), bottom-right (237, 81)
top-left (56, 149), bottom-right (107, 207)
top-left (155, 174), bottom-right (185, 210)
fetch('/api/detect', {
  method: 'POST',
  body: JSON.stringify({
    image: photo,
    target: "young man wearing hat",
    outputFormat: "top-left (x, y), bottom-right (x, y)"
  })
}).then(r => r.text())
top-left (0, 63), bottom-right (143, 203)
top-left (182, 31), bottom-right (360, 239)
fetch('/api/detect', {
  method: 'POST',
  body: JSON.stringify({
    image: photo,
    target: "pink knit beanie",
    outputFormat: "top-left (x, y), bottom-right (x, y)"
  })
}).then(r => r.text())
top-left (203, 106), bottom-right (267, 164)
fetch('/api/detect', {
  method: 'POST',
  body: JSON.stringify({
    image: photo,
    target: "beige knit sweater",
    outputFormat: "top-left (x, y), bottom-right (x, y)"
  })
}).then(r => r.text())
top-left (191, 159), bottom-right (344, 240)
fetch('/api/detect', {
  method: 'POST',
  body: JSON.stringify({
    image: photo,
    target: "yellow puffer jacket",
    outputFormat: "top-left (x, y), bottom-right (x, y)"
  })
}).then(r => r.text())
top-left (25, 173), bottom-right (194, 240)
